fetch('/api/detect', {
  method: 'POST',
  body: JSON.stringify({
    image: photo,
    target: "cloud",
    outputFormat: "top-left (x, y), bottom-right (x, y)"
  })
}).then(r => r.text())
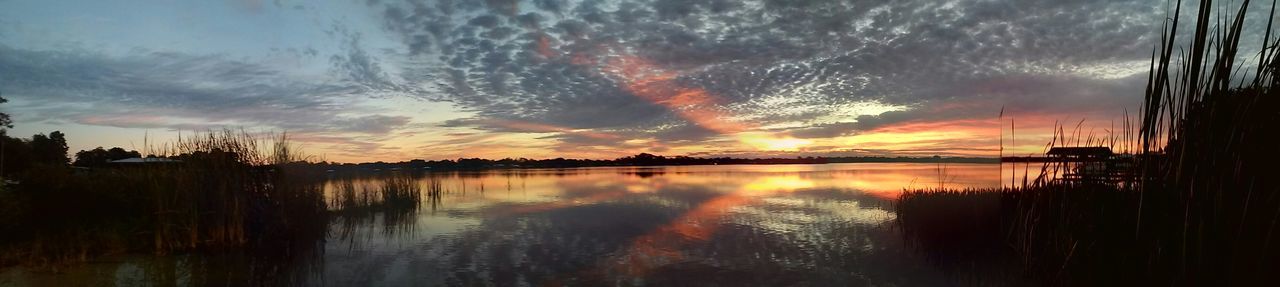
top-left (9, 0), bottom-right (1272, 160)
top-left (330, 115), bottom-right (413, 134)
top-left (368, 0), bottom-right (1174, 147)
top-left (0, 44), bottom-right (412, 144)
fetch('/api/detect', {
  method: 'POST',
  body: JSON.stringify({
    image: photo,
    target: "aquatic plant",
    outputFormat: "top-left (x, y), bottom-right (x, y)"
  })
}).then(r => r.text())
top-left (897, 0), bottom-right (1280, 285)
top-left (0, 130), bottom-right (329, 267)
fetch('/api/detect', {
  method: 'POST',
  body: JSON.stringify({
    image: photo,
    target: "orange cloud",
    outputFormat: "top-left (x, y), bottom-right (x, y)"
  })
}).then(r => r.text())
top-left (601, 55), bottom-right (750, 135)
top-left (535, 34), bottom-right (556, 59)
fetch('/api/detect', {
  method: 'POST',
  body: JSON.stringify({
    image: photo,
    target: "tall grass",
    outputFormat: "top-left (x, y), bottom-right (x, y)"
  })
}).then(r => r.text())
top-left (328, 174), bottom-right (423, 214)
top-left (1130, 0), bottom-right (1280, 282)
top-left (0, 127), bottom-right (448, 268)
top-left (328, 172), bottom-right (434, 243)
top-left (897, 0), bottom-right (1280, 285)
top-left (0, 130), bottom-right (329, 268)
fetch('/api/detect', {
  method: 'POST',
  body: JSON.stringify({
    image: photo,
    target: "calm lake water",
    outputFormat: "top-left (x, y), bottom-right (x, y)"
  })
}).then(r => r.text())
top-left (2, 163), bottom-right (1001, 286)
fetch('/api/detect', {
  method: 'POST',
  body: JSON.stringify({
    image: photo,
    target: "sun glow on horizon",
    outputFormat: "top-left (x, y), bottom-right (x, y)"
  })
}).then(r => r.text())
top-left (739, 133), bottom-right (814, 151)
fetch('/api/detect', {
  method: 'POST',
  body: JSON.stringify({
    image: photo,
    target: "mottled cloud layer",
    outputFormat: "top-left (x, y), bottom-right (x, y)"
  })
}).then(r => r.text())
top-left (3, 0), bottom-right (1269, 160)
top-left (368, 0), bottom-right (1173, 152)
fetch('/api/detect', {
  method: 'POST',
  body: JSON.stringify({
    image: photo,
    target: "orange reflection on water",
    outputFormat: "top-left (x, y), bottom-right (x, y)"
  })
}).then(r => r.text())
top-left (491, 190), bottom-right (630, 218)
top-left (740, 175), bottom-right (816, 195)
top-left (406, 164), bottom-right (999, 283)
top-left (616, 193), bottom-right (754, 276)
top-left (605, 175), bottom-right (816, 277)
top-left (578, 164), bottom-right (998, 280)
top-left (486, 172), bottom-right (665, 217)
top-left (827, 163), bottom-right (1002, 198)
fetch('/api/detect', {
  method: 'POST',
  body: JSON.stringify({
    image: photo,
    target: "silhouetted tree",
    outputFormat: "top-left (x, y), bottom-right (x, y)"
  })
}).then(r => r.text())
top-left (73, 148), bottom-right (107, 167)
top-left (0, 92), bottom-right (9, 175)
top-left (0, 92), bottom-right (12, 130)
top-left (30, 131), bottom-right (69, 166)
top-left (73, 147), bottom-right (142, 167)
top-left (108, 147), bottom-right (140, 160)
top-left (0, 136), bottom-right (31, 176)
top-left (619, 153), bottom-right (666, 165)
top-left (1, 93), bottom-right (16, 176)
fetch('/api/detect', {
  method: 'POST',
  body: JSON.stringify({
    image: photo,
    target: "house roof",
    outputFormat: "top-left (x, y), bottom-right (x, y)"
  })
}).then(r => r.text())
top-left (1046, 147), bottom-right (1113, 156)
top-left (110, 157), bottom-right (182, 164)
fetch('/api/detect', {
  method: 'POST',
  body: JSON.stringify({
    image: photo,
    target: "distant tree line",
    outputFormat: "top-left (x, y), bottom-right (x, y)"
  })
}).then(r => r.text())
top-left (300, 152), bottom-right (997, 174)
top-left (72, 147), bottom-right (143, 167)
top-left (0, 92), bottom-right (994, 177)
top-left (1, 93), bottom-right (75, 177)
top-left (0, 130), bottom-right (72, 176)
top-left (0, 93), bottom-right (143, 177)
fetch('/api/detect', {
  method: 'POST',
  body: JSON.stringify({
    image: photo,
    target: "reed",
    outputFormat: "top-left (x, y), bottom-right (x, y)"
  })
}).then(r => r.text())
top-left (327, 172), bottom-right (429, 242)
top-left (0, 130), bottom-right (329, 268)
top-left (329, 173), bottom-right (422, 214)
top-left (897, 0), bottom-right (1280, 284)
top-left (1129, 0), bottom-right (1280, 282)
top-left (379, 174), bottom-right (422, 211)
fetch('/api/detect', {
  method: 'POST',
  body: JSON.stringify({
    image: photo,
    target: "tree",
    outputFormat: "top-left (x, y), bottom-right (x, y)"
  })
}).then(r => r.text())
top-left (0, 92), bottom-right (10, 176)
top-left (73, 148), bottom-right (108, 167)
top-left (73, 147), bottom-right (142, 167)
top-left (31, 131), bottom-right (69, 166)
top-left (0, 136), bottom-right (31, 176)
top-left (0, 92), bottom-right (11, 130)
top-left (107, 147), bottom-right (140, 160)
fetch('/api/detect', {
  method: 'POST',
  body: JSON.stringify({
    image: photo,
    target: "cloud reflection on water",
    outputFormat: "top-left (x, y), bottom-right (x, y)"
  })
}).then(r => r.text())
top-left (0, 163), bottom-right (996, 286)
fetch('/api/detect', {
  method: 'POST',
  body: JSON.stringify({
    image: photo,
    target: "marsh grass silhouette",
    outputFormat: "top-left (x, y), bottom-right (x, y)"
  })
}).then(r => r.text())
top-left (896, 0), bottom-right (1280, 285)
top-left (328, 173), bottom-right (433, 241)
top-left (0, 130), bottom-right (335, 269)
top-left (0, 127), bottom-right (447, 270)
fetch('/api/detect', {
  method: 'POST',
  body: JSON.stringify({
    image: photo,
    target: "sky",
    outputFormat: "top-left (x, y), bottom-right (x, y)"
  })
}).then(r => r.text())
top-left (0, 0), bottom-right (1266, 163)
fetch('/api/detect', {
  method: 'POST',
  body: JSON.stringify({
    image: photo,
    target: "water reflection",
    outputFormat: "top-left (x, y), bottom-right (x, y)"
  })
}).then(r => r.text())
top-left (1, 163), bottom-right (999, 286)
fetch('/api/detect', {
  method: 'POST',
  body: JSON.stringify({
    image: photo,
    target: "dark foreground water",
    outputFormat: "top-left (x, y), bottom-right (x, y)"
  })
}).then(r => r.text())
top-left (2, 163), bottom-right (999, 286)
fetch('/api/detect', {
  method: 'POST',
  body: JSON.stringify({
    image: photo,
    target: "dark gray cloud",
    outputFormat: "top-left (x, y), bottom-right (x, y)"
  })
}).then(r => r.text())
top-left (0, 44), bottom-right (410, 138)
top-left (368, 0), bottom-right (1190, 145)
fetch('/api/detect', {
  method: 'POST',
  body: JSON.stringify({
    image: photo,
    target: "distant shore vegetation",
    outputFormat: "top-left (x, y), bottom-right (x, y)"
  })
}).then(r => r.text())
top-left (282, 153), bottom-right (997, 173)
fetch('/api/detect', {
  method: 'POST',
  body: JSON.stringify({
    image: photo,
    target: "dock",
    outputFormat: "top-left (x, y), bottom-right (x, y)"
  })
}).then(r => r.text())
top-left (1002, 147), bottom-right (1138, 184)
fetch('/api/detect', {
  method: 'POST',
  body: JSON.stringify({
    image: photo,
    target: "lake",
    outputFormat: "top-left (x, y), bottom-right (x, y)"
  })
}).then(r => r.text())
top-left (1, 163), bottom-right (1001, 286)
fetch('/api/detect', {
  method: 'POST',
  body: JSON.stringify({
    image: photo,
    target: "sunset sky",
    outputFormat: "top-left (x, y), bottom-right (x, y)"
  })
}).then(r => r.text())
top-left (1, 0), bottom-right (1259, 163)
